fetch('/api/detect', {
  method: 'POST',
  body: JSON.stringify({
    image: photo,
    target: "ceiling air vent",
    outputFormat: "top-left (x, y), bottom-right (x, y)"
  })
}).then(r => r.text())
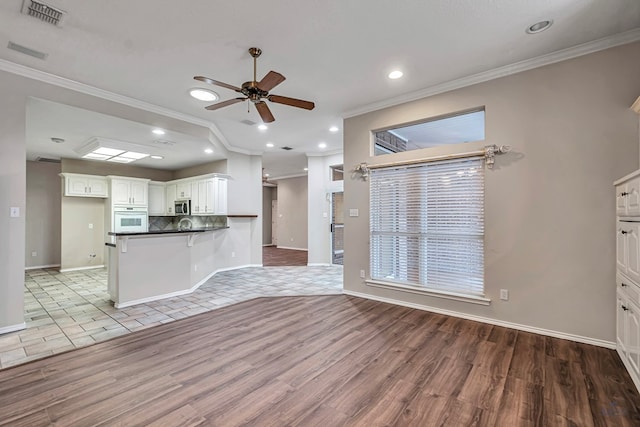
top-left (281, 146), bottom-right (293, 151)
top-left (36, 157), bottom-right (61, 163)
top-left (152, 139), bottom-right (177, 147)
top-left (7, 41), bottom-right (48, 60)
top-left (21, 0), bottom-right (66, 27)
top-left (240, 119), bottom-right (257, 126)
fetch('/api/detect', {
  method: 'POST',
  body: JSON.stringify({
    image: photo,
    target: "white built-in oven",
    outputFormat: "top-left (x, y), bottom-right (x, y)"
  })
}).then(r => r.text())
top-left (114, 208), bottom-right (148, 233)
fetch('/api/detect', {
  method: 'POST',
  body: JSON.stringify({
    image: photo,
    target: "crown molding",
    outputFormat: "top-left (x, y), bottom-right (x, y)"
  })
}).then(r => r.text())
top-left (306, 149), bottom-right (343, 157)
top-left (271, 172), bottom-right (308, 181)
top-left (344, 27), bottom-right (640, 118)
top-left (0, 58), bottom-right (253, 155)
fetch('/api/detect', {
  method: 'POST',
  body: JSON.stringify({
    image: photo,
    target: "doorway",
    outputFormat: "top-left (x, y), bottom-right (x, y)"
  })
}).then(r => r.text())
top-left (331, 192), bottom-right (344, 265)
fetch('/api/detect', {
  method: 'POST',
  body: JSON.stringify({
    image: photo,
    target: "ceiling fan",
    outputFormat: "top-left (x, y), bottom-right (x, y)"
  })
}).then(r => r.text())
top-left (194, 47), bottom-right (315, 123)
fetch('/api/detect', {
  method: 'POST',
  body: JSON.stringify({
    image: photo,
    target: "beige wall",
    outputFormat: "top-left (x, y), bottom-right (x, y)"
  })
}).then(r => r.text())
top-left (60, 196), bottom-right (106, 271)
top-left (61, 158), bottom-right (173, 181)
top-left (275, 176), bottom-right (308, 250)
top-left (26, 161), bottom-right (61, 268)
top-left (343, 42), bottom-right (640, 344)
top-left (172, 159), bottom-right (227, 180)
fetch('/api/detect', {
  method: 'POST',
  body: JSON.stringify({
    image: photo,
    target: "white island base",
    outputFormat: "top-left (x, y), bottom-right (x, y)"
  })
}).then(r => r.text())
top-left (107, 229), bottom-right (225, 308)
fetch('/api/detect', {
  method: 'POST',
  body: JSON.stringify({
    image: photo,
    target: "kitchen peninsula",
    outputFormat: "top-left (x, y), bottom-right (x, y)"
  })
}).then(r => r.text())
top-left (107, 226), bottom-right (228, 308)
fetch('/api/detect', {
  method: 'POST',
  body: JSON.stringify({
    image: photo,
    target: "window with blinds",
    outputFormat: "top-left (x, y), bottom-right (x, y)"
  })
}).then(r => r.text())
top-left (370, 157), bottom-right (485, 297)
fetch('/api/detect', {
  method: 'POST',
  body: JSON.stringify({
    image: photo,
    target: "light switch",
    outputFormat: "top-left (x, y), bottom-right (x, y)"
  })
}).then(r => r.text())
top-left (349, 209), bottom-right (359, 217)
top-left (10, 207), bottom-right (19, 218)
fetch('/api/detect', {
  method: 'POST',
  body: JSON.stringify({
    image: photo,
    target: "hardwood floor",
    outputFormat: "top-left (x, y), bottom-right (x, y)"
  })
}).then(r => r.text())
top-left (262, 245), bottom-right (308, 266)
top-left (1, 295), bottom-right (639, 426)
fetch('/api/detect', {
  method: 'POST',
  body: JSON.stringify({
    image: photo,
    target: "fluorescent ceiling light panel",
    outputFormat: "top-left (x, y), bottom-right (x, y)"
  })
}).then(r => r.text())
top-left (82, 153), bottom-right (110, 160)
top-left (94, 147), bottom-right (125, 156)
top-left (107, 157), bottom-right (135, 163)
top-left (120, 151), bottom-right (149, 159)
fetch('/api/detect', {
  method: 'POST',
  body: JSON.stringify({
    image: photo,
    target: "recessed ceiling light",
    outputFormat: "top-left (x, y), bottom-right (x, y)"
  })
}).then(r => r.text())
top-left (51, 137), bottom-right (65, 144)
top-left (150, 155), bottom-right (164, 160)
top-left (258, 124), bottom-right (268, 131)
top-left (303, 167), bottom-right (308, 171)
top-left (266, 142), bottom-right (274, 148)
top-left (204, 148), bottom-right (214, 154)
top-left (526, 20), bottom-right (553, 34)
top-left (329, 126), bottom-right (339, 132)
top-left (152, 129), bottom-right (165, 135)
top-left (388, 70), bottom-right (403, 80)
top-left (189, 88), bottom-right (219, 102)
top-left (265, 173), bottom-right (270, 177)
top-left (318, 142), bottom-right (327, 149)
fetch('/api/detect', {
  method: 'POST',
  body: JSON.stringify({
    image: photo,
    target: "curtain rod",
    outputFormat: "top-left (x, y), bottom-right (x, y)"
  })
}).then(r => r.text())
top-left (353, 145), bottom-right (511, 179)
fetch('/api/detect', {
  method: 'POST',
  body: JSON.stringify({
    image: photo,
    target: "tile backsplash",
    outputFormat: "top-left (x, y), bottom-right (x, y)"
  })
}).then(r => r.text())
top-left (149, 215), bottom-right (227, 231)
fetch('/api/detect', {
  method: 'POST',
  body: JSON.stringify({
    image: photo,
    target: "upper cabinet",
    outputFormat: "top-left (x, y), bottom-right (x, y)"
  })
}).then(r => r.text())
top-left (176, 182), bottom-right (191, 200)
top-left (165, 184), bottom-right (177, 215)
top-left (148, 182), bottom-right (167, 216)
top-left (61, 173), bottom-right (108, 198)
top-left (190, 177), bottom-right (227, 215)
top-left (109, 176), bottom-right (149, 207)
top-left (617, 174), bottom-right (640, 217)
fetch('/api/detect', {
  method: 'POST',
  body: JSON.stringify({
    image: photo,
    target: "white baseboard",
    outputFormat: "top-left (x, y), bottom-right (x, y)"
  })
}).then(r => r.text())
top-left (276, 246), bottom-right (308, 251)
top-left (343, 290), bottom-right (616, 349)
top-left (113, 264), bottom-right (263, 308)
top-left (25, 264), bottom-right (61, 270)
top-left (59, 265), bottom-right (105, 273)
top-left (307, 263), bottom-right (332, 267)
top-left (0, 322), bottom-right (26, 335)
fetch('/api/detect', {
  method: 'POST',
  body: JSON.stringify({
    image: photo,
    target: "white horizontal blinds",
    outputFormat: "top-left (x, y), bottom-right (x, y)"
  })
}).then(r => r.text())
top-left (370, 157), bottom-right (485, 296)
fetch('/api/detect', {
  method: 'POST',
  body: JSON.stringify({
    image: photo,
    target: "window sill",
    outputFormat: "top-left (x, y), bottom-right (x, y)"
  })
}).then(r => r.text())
top-left (365, 279), bottom-right (491, 306)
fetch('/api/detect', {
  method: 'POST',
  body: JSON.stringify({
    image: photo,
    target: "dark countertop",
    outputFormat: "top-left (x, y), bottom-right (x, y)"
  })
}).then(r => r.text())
top-left (108, 226), bottom-right (229, 237)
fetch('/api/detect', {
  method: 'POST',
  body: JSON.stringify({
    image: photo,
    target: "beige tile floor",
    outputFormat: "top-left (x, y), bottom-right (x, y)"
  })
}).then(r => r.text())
top-left (0, 265), bottom-right (343, 369)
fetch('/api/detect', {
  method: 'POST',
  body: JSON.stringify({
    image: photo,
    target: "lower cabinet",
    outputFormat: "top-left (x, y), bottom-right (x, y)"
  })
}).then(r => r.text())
top-left (617, 278), bottom-right (640, 389)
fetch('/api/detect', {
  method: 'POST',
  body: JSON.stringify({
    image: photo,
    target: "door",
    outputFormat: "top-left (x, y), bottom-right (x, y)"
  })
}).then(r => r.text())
top-left (272, 200), bottom-right (278, 245)
top-left (628, 300), bottom-right (640, 378)
top-left (129, 181), bottom-right (147, 205)
top-left (111, 180), bottom-right (131, 205)
top-left (331, 192), bottom-right (344, 265)
top-left (618, 222), bottom-right (629, 275)
top-left (628, 223), bottom-right (640, 284)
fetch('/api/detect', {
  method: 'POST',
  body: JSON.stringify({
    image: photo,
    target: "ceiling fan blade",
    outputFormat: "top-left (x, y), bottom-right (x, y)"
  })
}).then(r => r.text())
top-left (257, 71), bottom-right (285, 92)
top-left (205, 97), bottom-right (246, 111)
top-left (194, 76), bottom-right (242, 92)
top-left (268, 95), bottom-right (315, 110)
top-left (255, 101), bottom-right (275, 123)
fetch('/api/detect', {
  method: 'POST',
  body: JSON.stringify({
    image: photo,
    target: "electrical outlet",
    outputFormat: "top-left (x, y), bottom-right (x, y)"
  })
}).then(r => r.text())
top-left (88, 253), bottom-right (96, 259)
top-left (31, 251), bottom-right (37, 257)
top-left (88, 223), bottom-right (94, 229)
top-left (360, 270), bottom-right (365, 279)
top-left (500, 289), bottom-right (509, 301)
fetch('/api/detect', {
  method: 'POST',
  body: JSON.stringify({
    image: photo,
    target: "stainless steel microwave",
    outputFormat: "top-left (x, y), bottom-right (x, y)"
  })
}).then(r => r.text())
top-left (175, 200), bottom-right (191, 216)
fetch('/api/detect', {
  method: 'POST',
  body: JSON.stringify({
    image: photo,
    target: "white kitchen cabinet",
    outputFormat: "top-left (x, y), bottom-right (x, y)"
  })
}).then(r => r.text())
top-left (109, 177), bottom-right (149, 207)
top-left (615, 168), bottom-right (640, 393)
top-left (189, 177), bottom-right (227, 215)
top-left (148, 182), bottom-right (166, 215)
top-left (62, 173), bottom-right (108, 198)
top-left (617, 176), bottom-right (640, 217)
top-left (176, 181), bottom-right (191, 199)
top-left (166, 184), bottom-right (176, 215)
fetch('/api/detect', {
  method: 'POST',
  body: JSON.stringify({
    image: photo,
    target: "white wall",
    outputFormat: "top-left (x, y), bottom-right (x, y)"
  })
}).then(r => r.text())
top-left (275, 176), bottom-right (308, 250)
top-left (26, 161), bottom-right (61, 268)
top-left (307, 153), bottom-right (344, 265)
top-left (343, 42), bottom-right (640, 345)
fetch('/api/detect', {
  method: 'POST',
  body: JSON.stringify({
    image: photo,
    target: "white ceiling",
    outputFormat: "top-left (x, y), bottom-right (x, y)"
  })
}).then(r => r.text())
top-left (1, 0), bottom-right (639, 176)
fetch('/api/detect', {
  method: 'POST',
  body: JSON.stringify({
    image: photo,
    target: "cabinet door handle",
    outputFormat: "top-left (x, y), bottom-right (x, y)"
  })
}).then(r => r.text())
top-left (622, 230), bottom-right (630, 235)
top-left (622, 192), bottom-right (629, 196)
top-left (622, 305), bottom-right (629, 311)
top-left (622, 283), bottom-right (629, 287)
top-left (85, 187), bottom-right (88, 193)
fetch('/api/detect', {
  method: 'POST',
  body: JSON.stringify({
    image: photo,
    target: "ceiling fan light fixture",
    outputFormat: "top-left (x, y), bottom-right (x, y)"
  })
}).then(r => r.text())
top-left (189, 88), bottom-right (219, 102)
top-left (526, 20), bottom-right (553, 34)
top-left (258, 124), bottom-right (268, 131)
top-left (388, 70), bottom-right (403, 80)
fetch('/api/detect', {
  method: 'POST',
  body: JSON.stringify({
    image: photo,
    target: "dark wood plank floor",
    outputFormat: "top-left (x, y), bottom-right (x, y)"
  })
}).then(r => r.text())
top-left (1, 295), bottom-right (639, 426)
top-left (262, 245), bottom-right (308, 266)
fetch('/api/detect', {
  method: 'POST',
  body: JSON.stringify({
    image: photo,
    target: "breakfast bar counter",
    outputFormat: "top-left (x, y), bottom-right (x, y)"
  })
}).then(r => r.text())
top-left (106, 227), bottom-right (228, 308)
